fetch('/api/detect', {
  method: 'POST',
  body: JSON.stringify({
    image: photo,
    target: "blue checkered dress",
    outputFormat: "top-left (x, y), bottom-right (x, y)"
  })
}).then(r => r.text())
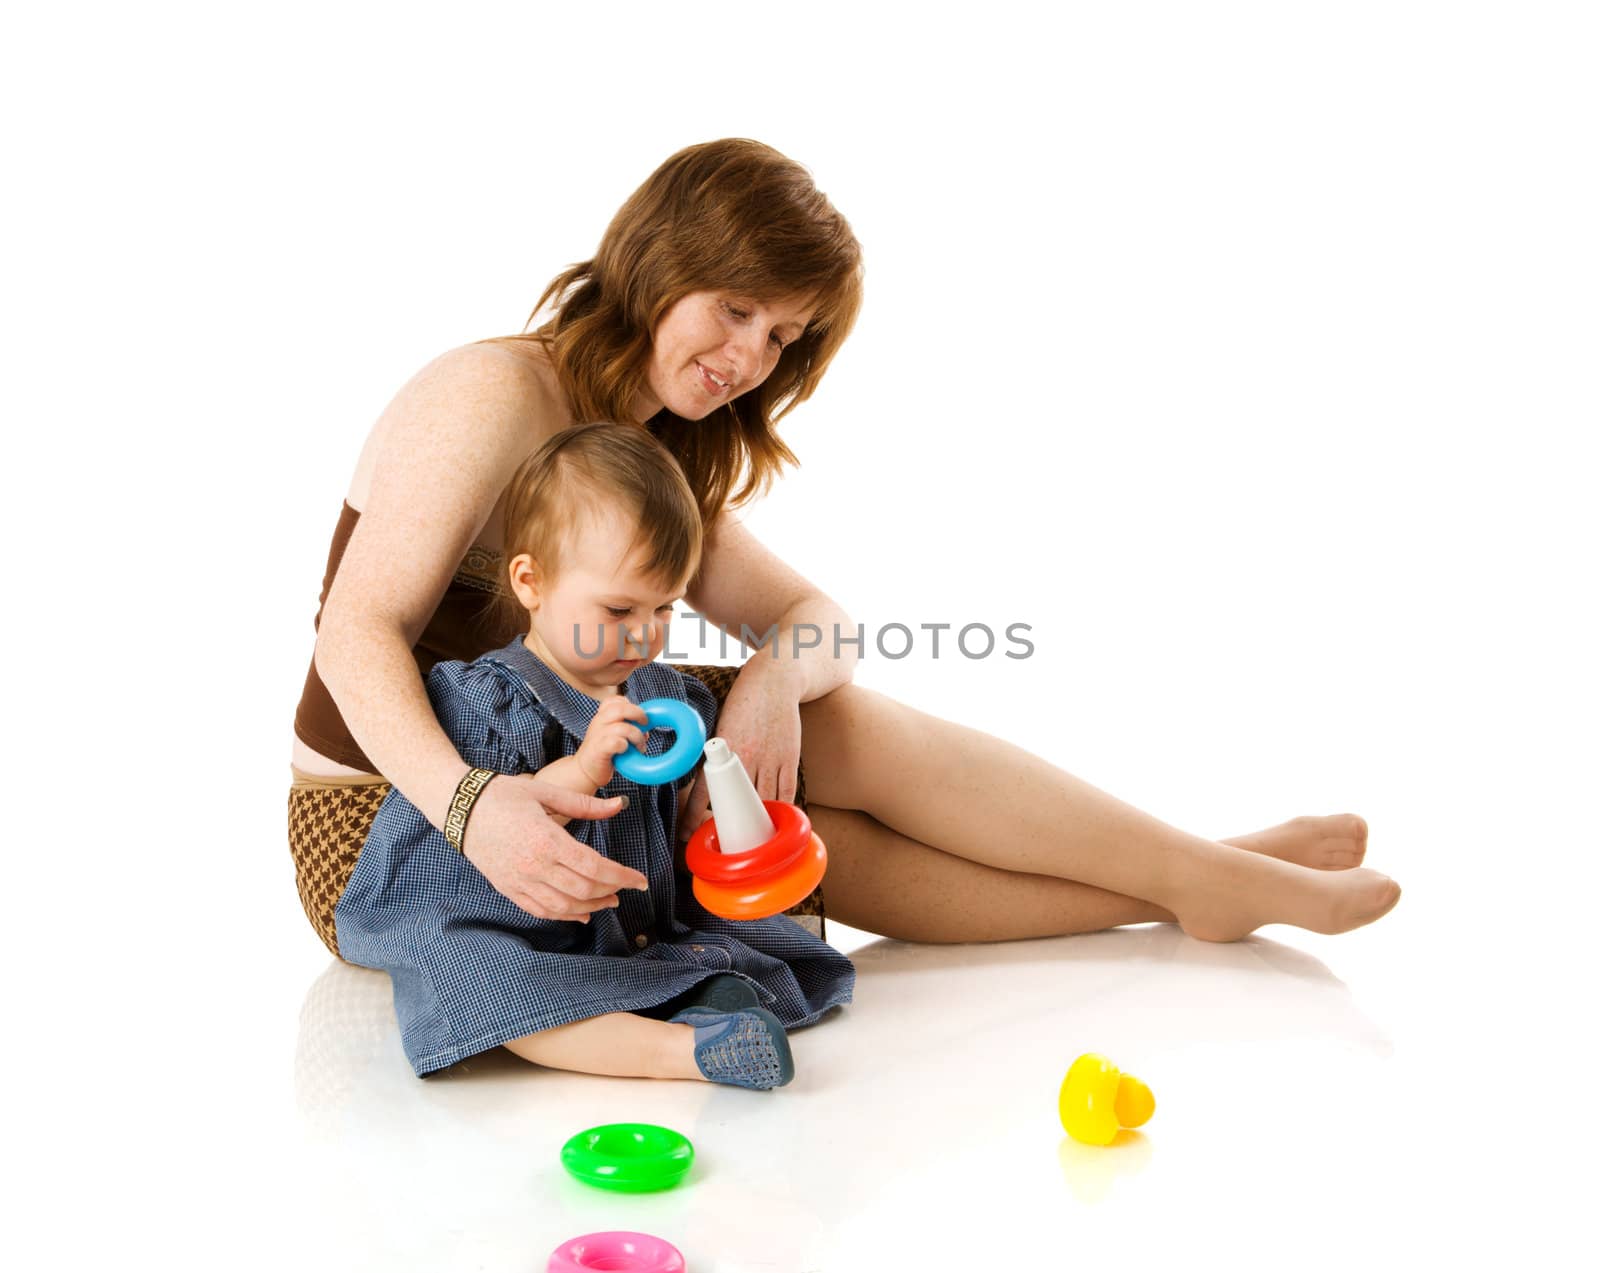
top-left (335, 636), bottom-right (856, 1077)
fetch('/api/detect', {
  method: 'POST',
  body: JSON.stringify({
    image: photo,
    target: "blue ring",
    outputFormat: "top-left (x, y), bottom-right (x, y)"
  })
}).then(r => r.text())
top-left (612, 698), bottom-right (707, 786)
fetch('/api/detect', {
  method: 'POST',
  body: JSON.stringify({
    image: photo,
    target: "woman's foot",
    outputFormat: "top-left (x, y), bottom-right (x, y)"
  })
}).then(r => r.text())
top-left (1221, 814), bottom-right (1368, 870)
top-left (1173, 846), bottom-right (1401, 942)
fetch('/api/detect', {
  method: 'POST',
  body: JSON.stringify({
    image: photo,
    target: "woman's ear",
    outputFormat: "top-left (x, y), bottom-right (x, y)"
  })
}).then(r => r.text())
top-left (507, 552), bottom-right (543, 612)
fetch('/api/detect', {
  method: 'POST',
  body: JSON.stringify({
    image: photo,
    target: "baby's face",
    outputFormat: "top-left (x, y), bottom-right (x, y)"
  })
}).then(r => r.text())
top-left (522, 506), bottom-right (689, 696)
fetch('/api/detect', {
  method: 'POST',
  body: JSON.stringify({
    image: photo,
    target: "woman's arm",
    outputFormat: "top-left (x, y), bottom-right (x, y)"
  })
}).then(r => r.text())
top-left (686, 511), bottom-right (860, 702)
top-left (317, 345), bottom-right (543, 817)
top-left (678, 511), bottom-right (858, 826)
top-left (315, 344), bottom-right (646, 919)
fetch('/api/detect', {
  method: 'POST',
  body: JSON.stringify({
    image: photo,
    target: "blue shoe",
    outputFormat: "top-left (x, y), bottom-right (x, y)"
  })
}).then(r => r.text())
top-left (669, 1006), bottom-right (795, 1090)
top-left (672, 974), bottom-right (761, 1018)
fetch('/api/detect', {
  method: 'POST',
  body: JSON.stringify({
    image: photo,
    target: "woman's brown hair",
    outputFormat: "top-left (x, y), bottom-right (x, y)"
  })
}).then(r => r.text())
top-left (484, 138), bottom-right (864, 526)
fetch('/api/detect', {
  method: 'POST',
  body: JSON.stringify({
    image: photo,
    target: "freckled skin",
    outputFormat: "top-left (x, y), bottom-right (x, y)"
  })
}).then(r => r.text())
top-left (630, 291), bottom-right (816, 424)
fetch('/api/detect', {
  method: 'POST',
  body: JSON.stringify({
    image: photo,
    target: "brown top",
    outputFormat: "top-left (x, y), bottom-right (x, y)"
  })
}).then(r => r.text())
top-left (293, 501), bottom-right (522, 773)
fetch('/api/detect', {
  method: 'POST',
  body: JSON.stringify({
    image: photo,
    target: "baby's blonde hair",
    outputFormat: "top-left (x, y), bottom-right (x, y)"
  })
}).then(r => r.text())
top-left (496, 421), bottom-right (703, 630)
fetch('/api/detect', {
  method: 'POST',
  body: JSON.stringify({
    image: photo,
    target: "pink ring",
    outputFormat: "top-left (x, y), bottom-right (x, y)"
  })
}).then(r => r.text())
top-left (685, 800), bottom-right (812, 885)
top-left (547, 1230), bottom-right (686, 1273)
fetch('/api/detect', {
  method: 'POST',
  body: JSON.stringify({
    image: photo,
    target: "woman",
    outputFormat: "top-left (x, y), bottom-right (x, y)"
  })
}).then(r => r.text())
top-left (289, 137), bottom-right (1400, 961)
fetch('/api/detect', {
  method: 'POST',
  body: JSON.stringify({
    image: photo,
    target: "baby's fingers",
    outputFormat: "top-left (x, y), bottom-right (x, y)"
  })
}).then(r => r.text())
top-left (620, 723), bottom-right (649, 751)
top-left (601, 726), bottom-right (646, 754)
top-left (597, 723), bottom-right (648, 753)
top-left (600, 697), bottom-right (651, 727)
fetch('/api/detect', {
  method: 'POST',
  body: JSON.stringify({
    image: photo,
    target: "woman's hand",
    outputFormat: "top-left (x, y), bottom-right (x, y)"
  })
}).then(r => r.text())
top-left (679, 658), bottom-right (804, 842)
top-left (575, 696), bottom-right (651, 790)
top-left (462, 775), bottom-right (647, 922)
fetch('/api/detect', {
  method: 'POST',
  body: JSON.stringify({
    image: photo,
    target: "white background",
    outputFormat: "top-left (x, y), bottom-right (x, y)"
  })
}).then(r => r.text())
top-left (4, 3), bottom-right (1596, 1270)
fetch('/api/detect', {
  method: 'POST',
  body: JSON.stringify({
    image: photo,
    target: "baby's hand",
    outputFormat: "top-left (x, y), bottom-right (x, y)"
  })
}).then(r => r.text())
top-left (576, 696), bottom-right (652, 790)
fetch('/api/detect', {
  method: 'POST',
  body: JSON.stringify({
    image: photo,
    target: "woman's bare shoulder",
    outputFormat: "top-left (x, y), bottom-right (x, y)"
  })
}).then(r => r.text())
top-left (414, 338), bottom-right (567, 425)
top-left (463, 335), bottom-right (563, 389)
top-left (347, 338), bottom-right (571, 510)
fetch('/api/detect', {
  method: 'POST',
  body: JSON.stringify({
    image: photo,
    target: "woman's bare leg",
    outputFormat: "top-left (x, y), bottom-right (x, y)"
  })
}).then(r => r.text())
top-left (810, 804), bottom-right (1173, 942)
top-left (504, 1012), bottom-right (701, 1080)
top-left (798, 686), bottom-right (1399, 942)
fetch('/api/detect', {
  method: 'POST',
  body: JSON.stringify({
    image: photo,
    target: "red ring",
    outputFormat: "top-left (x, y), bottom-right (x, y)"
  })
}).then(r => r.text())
top-left (692, 834), bottom-right (828, 921)
top-left (685, 800), bottom-right (812, 885)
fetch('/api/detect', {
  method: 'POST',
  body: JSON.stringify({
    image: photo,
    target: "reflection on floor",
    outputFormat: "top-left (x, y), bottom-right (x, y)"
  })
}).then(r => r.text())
top-left (289, 920), bottom-right (1421, 1270)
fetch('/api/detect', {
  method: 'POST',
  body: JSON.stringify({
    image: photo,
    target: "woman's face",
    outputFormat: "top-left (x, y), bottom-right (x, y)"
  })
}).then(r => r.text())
top-left (634, 290), bottom-right (817, 422)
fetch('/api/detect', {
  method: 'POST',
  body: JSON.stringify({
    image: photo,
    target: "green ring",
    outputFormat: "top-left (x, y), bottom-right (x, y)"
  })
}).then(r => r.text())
top-left (559, 1123), bottom-right (695, 1193)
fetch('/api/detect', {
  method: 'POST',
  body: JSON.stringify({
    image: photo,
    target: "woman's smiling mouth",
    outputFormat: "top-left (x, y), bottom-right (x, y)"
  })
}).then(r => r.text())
top-left (697, 361), bottom-right (733, 395)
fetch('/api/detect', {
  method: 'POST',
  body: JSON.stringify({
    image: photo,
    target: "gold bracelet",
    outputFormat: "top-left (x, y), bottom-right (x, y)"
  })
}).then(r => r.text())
top-left (442, 767), bottom-right (497, 854)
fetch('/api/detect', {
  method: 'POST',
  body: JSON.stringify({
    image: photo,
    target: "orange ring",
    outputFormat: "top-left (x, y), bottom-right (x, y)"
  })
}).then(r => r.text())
top-left (691, 833), bottom-right (827, 921)
top-left (684, 801), bottom-right (812, 885)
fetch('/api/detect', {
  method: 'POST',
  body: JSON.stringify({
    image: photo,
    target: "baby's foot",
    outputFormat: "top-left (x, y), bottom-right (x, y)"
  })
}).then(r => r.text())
top-left (670, 1006), bottom-right (794, 1090)
top-left (672, 974), bottom-right (761, 1019)
top-left (1176, 858), bottom-right (1401, 943)
top-left (1221, 814), bottom-right (1368, 870)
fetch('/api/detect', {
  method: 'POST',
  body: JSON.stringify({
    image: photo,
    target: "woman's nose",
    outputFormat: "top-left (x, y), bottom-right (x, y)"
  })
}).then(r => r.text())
top-left (725, 329), bottom-right (765, 381)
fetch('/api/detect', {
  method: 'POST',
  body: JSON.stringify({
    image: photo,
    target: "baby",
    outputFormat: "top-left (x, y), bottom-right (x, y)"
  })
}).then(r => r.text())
top-left (335, 421), bottom-right (855, 1087)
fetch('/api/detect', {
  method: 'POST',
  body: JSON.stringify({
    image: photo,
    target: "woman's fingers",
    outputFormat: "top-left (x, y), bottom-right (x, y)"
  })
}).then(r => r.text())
top-left (674, 745), bottom-right (799, 844)
top-left (680, 771), bottom-right (710, 842)
top-left (515, 876), bottom-right (618, 923)
top-left (750, 755), bottom-right (778, 801)
top-left (531, 882), bottom-right (617, 927)
top-left (551, 837), bottom-right (648, 893)
top-left (462, 776), bottom-right (649, 921)
top-left (747, 745), bottom-right (799, 805)
top-left (542, 858), bottom-right (626, 905)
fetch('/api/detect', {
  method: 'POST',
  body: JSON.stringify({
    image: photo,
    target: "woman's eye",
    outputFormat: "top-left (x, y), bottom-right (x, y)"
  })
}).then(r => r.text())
top-left (769, 332), bottom-right (786, 350)
top-left (723, 302), bottom-right (748, 320)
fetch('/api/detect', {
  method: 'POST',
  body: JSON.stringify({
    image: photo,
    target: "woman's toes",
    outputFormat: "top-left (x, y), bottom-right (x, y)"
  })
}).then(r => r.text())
top-left (1363, 873), bottom-right (1401, 925)
top-left (1326, 869), bottom-right (1400, 933)
top-left (1291, 813), bottom-right (1368, 869)
top-left (1331, 813), bottom-right (1368, 867)
top-left (1223, 814), bottom-right (1370, 870)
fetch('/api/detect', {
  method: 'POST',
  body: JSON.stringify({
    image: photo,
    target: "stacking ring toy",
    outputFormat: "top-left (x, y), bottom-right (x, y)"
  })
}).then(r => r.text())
top-left (546, 1231), bottom-right (686, 1273)
top-left (686, 800), bottom-right (828, 921)
top-left (559, 1122), bottom-right (694, 1193)
top-left (611, 698), bottom-right (707, 786)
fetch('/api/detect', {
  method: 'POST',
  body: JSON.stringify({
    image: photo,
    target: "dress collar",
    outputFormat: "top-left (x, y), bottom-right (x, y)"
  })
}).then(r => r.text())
top-left (482, 636), bottom-right (643, 740)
